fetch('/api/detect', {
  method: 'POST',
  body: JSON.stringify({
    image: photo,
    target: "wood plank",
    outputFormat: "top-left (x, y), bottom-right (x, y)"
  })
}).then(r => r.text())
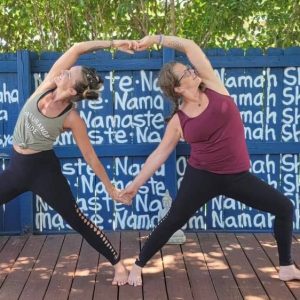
top-left (0, 237), bottom-right (9, 252)
top-left (93, 232), bottom-right (119, 300)
top-left (254, 233), bottom-right (278, 265)
top-left (161, 241), bottom-right (193, 300)
top-left (292, 234), bottom-right (300, 268)
top-left (118, 231), bottom-right (143, 300)
top-left (0, 235), bottom-right (46, 300)
top-left (44, 234), bottom-right (82, 300)
top-left (293, 234), bottom-right (300, 266)
top-left (236, 234), bottom-right (294, 300)
top-left (0, 236), bottom-right (28, 288)
top-left (198, 233), bottom-right (243, 300)
top-left (19, 235), bottom-right (64, 300)
top-left (218, 233), bottom-right (269, 300)
top-left (256, 233), bottom-right (300, 298)
top-left (140, 231), bottom-right (168, 300)
top-left (181, 233), bottom-right (218, 300)
top-left (1, 232), bottom-right (300, 300)
top-left (291, 234), bottom-right (300, 296)
top-left (69, 240), bottom-right (99, 300)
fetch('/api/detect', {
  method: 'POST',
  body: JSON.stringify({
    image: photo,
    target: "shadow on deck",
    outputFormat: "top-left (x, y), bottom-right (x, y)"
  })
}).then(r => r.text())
top-left (0, 231), bottom-right (299, 300)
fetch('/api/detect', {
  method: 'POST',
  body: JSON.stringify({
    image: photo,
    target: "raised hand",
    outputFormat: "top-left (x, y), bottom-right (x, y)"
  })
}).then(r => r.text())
top-left (136, 35), bottom-right (157, 51)
top-left (113, 40), bottom-right (139, 54)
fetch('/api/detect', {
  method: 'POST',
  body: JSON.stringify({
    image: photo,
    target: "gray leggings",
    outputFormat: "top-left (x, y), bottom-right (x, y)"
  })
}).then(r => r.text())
top-left (136, 164), bottom-right (294, 267)
top-left (0, 149), bottom-right (120, 265)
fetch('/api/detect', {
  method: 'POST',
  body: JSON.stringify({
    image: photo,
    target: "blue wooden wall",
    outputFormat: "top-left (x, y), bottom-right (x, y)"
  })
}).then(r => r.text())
top-left (0, 47), bottom-right (299, 235)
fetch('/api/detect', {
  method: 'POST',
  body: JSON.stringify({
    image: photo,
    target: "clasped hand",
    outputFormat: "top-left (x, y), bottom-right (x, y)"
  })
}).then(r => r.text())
top-left (108, 185), bottom-right (138, 206)
top-left (113, 36), bottom-right (154, 54)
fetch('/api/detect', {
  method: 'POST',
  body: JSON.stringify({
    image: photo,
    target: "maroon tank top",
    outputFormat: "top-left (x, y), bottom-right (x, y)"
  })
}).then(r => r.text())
top-left (177, 87), bottom-right (250, 174)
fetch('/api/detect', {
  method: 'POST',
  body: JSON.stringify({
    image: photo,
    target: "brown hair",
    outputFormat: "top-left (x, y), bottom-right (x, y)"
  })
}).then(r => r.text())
top-left (73, 66), bottom-right (103, 102)
top-left (157, 62), bottom-right (206, 122)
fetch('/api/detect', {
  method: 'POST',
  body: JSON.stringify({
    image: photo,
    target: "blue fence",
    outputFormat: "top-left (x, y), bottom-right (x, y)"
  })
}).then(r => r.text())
top-left (0, 47), bottom-right (299, 235)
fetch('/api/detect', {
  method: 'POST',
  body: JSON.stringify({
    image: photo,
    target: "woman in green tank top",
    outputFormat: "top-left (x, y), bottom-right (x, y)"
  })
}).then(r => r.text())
top-left (4, 39), bottom-right (137, 286)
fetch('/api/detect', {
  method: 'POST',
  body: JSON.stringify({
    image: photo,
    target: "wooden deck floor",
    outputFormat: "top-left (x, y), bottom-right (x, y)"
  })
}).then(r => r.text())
top-left (0, 232), bottom-right (300, 300)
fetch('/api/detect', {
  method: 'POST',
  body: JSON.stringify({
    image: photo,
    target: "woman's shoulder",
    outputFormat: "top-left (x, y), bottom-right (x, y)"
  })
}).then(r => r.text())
top-left (203, 80), bottom-right (230, 96)
top-left (64, 107), bottom-right (79, 119)
top-left (165, 112), bottom-right (181, 129)
top-left (62, 108), bottom-right (80, 130)
top-left (168, 110), bottom-right (183, 138)
top-left (29, 80), bottom-right (56, 100)
top-left (167, 112), bottom-right (184, 136)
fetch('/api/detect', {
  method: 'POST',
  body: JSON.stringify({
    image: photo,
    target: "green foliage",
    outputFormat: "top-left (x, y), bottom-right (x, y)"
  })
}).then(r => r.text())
top-left (0, 0), bottom-right (299, 52)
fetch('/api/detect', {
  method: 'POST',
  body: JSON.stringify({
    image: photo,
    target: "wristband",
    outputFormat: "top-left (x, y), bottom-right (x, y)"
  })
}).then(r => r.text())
top-left (158, 34), bottom-right (164, 46)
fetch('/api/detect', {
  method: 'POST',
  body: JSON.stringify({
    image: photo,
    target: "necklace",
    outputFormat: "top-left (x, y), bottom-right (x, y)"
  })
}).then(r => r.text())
top-left (190, 100), bottom-right (201, 107)
top-left (197, 98), bottom-right (202, 107)
top-left (198, 94), bottom-right (205, 107)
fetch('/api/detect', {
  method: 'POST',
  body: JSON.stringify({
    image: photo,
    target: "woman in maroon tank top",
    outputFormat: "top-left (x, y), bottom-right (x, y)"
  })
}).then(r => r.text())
top-left (121, 35), bottom-right (300, 286)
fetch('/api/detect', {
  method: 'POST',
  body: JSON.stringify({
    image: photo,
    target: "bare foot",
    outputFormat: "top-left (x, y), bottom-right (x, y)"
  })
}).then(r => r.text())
top-left (112, 261), bottom-right (128, 286)
top-left (128, 263), bottom-right (143, 286)
top-left (279, 264), bottom-right (300, 281)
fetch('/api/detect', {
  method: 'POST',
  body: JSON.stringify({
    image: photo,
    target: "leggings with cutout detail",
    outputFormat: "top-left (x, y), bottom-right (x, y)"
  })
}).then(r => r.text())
top-left (0, 149), bottom-right (120, 265)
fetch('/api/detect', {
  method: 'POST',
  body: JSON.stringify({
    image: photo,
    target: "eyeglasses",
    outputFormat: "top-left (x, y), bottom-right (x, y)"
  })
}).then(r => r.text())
top-left (178, 65), bottom-right (199, 83)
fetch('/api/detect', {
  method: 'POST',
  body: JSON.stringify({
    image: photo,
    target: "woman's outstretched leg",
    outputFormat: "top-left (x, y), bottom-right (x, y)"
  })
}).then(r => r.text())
top-left (31, 165), bottom-right (128, 285)
top-left (128, 166), bottom-right (220, 286)
top-left (0, 150), bottom-right (30, 205)
top-left (223, 171), bottom-right (299, 281)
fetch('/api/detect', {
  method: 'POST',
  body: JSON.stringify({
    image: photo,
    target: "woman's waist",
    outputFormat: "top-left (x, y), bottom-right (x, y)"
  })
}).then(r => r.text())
top-left (189, 142), bottom-right (249, 162)
top-left (13, 144), bottom-right (42, 155)
top-left (11, 145), bottom-right (57, 165)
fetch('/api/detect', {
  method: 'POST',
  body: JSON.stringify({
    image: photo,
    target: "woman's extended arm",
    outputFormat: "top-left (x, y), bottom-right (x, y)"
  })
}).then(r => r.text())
top-left (35, 40), bottom-right (137, 95)
top-left (120, 115), bottom-right (182, 203)
top-left (64, 110), bottom-right (126, 203)
top-left (138, 35), bottom-right (227, 93)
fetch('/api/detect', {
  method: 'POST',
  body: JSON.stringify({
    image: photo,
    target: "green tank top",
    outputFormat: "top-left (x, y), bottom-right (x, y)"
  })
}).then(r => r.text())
top-left (13, 89), bottom-right (74, 151)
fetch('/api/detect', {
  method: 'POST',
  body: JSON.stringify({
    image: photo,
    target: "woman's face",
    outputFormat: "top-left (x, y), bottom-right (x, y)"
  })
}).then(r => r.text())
top-left (173, 63), bottom-right (202, 92)
top-left (54, 66), bottom-right (83, 91)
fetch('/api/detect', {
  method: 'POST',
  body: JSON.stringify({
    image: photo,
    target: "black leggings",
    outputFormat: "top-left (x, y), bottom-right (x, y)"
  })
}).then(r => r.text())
top-left (136, 164), bottom-right (294, 267)
top-left (0, 149), bottom-right (120, 265)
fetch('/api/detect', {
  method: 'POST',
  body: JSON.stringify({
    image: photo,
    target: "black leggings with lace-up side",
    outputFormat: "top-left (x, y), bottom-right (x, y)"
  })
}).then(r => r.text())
top-left (0, 148), bottom-right (120, 265)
